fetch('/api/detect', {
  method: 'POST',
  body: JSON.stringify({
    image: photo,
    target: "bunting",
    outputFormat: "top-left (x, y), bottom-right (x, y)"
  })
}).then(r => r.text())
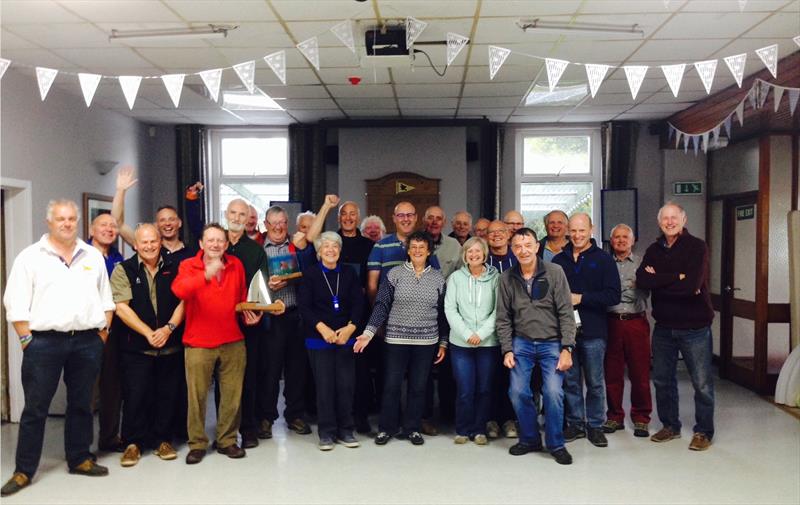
top-left (78, 73), bottom-right (102, 107)
top-left (297, 37), bottom-right (320, 71)
top-left (661, 64), bottom-right (685, 97)
top-left (789, 89), bottom-right (800, 116)
top-left (795, 35), bottom-right (800, 49)
top-left (446, 33), bottom-right (469, 66)
top-left (545, 58), bottom-right (569, 92)
top-left (161, 74), bottom-right (185, 107)
top-left (233, 60), bottom-right (256, 93)
top-left (774, 86), bottom-right (785, 113)
top-left (488, 46), bottom-right (511, 80)
top-left (264, 51), bottom-right (287, 85)
top-left (623, 65), bottom-right (648, 100)
top-left (330, 20), bottom-right (356, 54)
top-left (0, 58), bottom-right (10, 80)
top-left (585, 64), bottom-right (610, 98)
top-left (724, 53), bottom-right (747, 88)
top-left (199, 68), bottom-right (223, 102)
top-left (755, 44), bottom-right (778, 78)
top-left (35, 67), bottom-right (58, 101)
top-left (694, 59), bottom-right (717, 94)
top-left (406, 16), bottom-right (428, 48)
top-left (118, 75), bottom-right (141, 110)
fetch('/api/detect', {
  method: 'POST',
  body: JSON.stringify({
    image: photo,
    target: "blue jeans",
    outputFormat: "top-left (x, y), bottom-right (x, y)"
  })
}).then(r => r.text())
top-left (450, 346), bottom-right (498, 437)
top-left (652, 325), bottom-right (715, 438)
top-left (379, 343), bottom-right (437, 434)
top-left (564, 337), bottom-right (607, 429)
top-left (508, 338), bottom-right (565, 452)
top-left (15, 330), bottom-right (104, 477)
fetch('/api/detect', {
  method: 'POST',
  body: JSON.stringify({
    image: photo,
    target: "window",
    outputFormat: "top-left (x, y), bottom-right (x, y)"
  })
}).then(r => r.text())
top-left (207, 129), bottom-right (289, 228)
top-left (516, 129), bottom-right (600, 241)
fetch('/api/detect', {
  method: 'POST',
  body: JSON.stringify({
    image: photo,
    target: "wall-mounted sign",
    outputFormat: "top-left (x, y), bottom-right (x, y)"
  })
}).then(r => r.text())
top-left (396, 181), bottom-right (416, 194)
top-left (673, 181), bottom-right (703, 195)
top-left (736, 204), bottom-right (755, 221)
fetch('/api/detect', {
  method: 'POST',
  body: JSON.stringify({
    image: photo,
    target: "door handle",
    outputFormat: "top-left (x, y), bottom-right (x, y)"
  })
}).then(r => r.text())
top-left (723, 286), bottom-right (741, 293)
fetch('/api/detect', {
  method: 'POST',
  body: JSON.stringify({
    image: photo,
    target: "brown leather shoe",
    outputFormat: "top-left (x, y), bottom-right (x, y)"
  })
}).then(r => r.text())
top-left (650, 427), bottom-right (681, 443)
top-left (420, 419), bottom-right (438, 436)
top-left (185, 449), bottom-right (206, 465)
top-left (689, 432), bottom-right (712, 451)
top-left (154, 441), bottom-right (177, 461)
top-left (1, 473), bottom-right (30, 496)
top-left (258, 419), bottom-right (273, 439)
top-left (69, 459), bottom-right (109, 476)
top-left (242, 434), bottom-right (259, 449)
top-left (287, 418), bottom-right (311, 435)
top-left (120, 444), bottom-right (140, 467)
top-left (216, 443), bottom-right (246, 459)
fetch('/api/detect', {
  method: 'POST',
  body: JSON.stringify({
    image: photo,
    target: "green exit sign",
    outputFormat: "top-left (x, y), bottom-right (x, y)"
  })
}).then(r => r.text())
top-left (673, 181), bottom-right (703, 195)
top-left (736, 205), bottom-right (755, 220)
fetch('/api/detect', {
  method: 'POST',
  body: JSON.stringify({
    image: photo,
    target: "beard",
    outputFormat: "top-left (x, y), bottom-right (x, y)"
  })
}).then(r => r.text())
top-left (228, 222), bottom-right (245, 233)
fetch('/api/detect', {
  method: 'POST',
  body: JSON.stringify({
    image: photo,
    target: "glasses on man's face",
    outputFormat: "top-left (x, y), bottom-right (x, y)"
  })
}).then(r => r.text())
top-left (395, 212), bottom-right (416, 220)
top-left (267, 220), bottom-right (288, 227)
top-left (488, 229), bottom-right (508, 236)
top-left (504, 221), bottom-right (523, 227)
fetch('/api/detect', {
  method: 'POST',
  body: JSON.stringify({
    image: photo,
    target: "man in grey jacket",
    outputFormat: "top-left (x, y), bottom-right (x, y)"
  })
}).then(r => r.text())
top-left (496, 228), bottom-right (576, 465)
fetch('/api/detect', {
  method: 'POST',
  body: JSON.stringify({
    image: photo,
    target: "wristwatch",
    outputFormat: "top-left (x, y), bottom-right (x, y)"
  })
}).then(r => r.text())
top-left (561, 345), bottom-right (574, 353)
top-left (166, 323), bottom-right (177, 332)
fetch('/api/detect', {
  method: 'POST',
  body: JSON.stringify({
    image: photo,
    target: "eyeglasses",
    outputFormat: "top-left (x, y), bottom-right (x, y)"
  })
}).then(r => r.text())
top-left (394, 212), bottom-right (416, 219)
top-left (488, 230), bottom-right (508, 235)
top-left (504, 221), bottom-right (524, 226)
top-left (267, 220), bottom-right (288, 227)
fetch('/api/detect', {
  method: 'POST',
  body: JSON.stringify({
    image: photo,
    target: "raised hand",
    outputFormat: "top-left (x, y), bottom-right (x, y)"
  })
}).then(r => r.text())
top-left (116, 165), bottom-right (138, 191)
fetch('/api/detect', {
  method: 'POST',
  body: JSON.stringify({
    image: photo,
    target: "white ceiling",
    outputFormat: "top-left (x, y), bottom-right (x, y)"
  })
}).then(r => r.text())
top-left (1, 0), bottom-right (798, 125)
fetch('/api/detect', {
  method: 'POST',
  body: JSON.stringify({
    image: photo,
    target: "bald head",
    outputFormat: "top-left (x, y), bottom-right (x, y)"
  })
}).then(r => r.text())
top-left (568, 212), bottom-right (593, 253)
top-left (90, 212), bottom-right (119, 247)
top-left (424, 206), bottom-right (446, 238)
top-left (503, 210), bottom-right (525, 234)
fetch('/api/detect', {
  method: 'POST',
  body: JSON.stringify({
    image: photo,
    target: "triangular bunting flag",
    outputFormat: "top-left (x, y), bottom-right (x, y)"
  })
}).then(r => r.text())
top-left (694, 59), bottom-right (717, 94)
top-left (406, 16), bottom-right (428, 48)
top-left (78, 73), bottom-right (102, 107)
top-left (758, 82), bottom-right (770, 109)
top-left (723, 53), bottom-right (747, 88)
top-left (692, 135), bottom-right (699, 156)
top-left (331, 20), bottom-right (356, 54)
top-left (702, 132), bottom-right (709, 154)
top-left (0, 58), bottom-right (10, 80)
top-left (264, 51), bottom-right (287, 85)
top-left (711, 125), bottom-right (720, 145)
top-left (738, 0), bottom-right (747, 11)
top-left (789, 89), bottom-right (800, 116)
top-left (683, 134), bottom-right (689, 153)
top-left (675, 131), bottom-right (683, 149)
top-left (661, 64), bottom-right (685, 97)
top-left (735, 101), bottom-right (745, 126)
top-left (297, 37), bottom-right (320, 71)
top-left (488, 46), bottom-right (511, 80)
top-left (446, 33), bottom-right (469, 66)
top-left (774, 86), bottom-right (785, 113)
top-left (668, 125), bottom-right (675, 142)
top-left (585, 64), bottom-right (610, 98)
top-left (233, 61), bottom-right (256, 93)
top-left (199, 68), bottom-right (223, 102)
top-left (161, 74), bottom-right (185, 107)
top-left (794, 35), bottom-right (800, 49)
top-left (545, 58), bottom-right (569, 92)
top-left (663, 0), bottom-right (670, 7)
top-left (118, 75), bottom-right (141, 110)
top-left (747, 86), bottom-right (757, 110)
top-left (623, 65), bottom-right (648, 100)
top-left (723, 115), bottom-right (732, 137)
top-left (35, 67), bottom-right (58, 101)
top-left (755, 44), bottom-right (778, 78)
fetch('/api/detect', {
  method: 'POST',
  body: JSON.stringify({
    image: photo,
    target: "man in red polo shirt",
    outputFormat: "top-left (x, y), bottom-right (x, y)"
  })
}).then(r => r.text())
top-left (172, 223), bottom-right (262, 464)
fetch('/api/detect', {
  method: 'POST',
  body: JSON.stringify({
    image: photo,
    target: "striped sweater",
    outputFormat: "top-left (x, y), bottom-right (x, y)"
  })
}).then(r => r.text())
top-left (364, 262), bottom-right (448, 346)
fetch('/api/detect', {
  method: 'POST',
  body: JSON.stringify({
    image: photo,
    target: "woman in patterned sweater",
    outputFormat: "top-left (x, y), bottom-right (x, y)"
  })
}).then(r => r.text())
top-left (354, 231), bottom-right (447, 446)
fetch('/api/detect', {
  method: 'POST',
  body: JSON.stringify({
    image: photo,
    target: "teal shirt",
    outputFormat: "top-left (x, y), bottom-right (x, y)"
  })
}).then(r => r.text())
top-left (444, 264), bottom-right (500, 348)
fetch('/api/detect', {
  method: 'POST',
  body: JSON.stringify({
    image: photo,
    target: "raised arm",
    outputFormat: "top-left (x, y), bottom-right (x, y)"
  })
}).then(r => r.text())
top-left (305, 194), bottom-right (340, 244)
top-left (112, 166), bottom-right (138, 247)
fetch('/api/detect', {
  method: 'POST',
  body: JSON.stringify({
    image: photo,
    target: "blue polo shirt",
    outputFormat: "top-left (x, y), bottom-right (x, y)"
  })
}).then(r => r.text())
top-left (87, 237), bottom-right (124, 278)
top-left (367, 233), bottom-right (440, 284)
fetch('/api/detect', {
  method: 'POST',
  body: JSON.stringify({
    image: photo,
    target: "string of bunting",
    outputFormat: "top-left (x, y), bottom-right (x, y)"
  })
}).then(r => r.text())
top-left (667, 78), bottom-right (800, 156)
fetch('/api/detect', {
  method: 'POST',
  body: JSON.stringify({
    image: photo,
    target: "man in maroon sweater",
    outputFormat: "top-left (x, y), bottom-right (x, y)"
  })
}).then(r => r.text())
top-left (636, 202), bottom-right (715, 452)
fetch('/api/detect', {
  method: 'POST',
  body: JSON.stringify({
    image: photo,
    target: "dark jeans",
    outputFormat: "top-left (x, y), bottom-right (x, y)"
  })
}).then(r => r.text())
top-left (652, 325), bottom-right (715, 438)
top-left (564, 336), bottom-right (607, 430)
top-left (119, 350), bottom-right (183, 448)
top-left (263, 309), bottom-right (307, 422)
top-left (424, 351), bottom-right (455, 422)
top-left (508, 338), bottom-right (566, 451)
top-left (354, 336), bottom-right (383, 419)
top-left (98, 328), bottom-right (122, 447)
top-left (491, 365), bottom-right (516, 424)
top-left (307, 346), bottom-right (355, 439)
top-left (240, 320), bottom-right (267, 437)
top-left (450, 346), bottom-right (498, 437)
top-left (379, 343), bottom-right (437, 434)
top-left (15, 330), bottom-right (104, 478)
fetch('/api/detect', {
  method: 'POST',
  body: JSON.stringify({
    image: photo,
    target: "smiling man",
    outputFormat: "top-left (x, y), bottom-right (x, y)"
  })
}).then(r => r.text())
top-left (448, 211), bottom-right (473, 246)
top-left (424, 206), bottom-right (461, 279)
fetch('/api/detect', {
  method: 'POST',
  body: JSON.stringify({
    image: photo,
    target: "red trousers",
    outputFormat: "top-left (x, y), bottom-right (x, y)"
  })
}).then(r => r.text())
top-left (604, 316), bottom-right (652, 424)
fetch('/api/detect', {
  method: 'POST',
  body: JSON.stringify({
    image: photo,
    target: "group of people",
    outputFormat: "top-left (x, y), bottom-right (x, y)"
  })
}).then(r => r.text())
top-left (1, 165), bottom-right (716, 496)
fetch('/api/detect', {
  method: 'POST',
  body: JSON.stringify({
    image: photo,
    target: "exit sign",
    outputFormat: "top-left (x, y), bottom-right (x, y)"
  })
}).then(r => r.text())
top-left (673, 181), bottom-right (703, 195)
top-left (736, 205), bottom-right (755, 220)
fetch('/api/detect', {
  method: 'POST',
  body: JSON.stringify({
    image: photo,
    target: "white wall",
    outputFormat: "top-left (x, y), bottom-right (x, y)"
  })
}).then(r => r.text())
top-left (337, 127), bottom-right (467, 221)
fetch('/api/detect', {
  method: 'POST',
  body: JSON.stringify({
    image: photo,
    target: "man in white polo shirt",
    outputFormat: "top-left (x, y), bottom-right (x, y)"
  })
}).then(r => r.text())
top-left (2, 199), bottom-right (115, 496)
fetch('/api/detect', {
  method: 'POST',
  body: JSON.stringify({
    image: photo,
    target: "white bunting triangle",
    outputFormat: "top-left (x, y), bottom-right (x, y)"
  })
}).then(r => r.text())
top-left (663, 0), bottom-right (670, 7)
top-left (711, 125), bottom-right (720, 145)
top-left (724, 53), bottom-right (747, 88)
top-left (668, 125), bottom-right (675, 141)
top-left (264, 51), bottom-right (287, 85)
top-left (488, 46), bottom-right (511, 80)
top-left (35, 67), bottom-right (58, 101)
top-left (675, 131), bottom-right (683, 149)
top-left (297, 37), bottom-right (320, 71)
top-left (78, 73), bottom-right (102, 107)
top-left (331, 20), bottom-right (356, 54)
top-left (755, 44), bottom-right (778, 78)
top-left (406, 16), bottom-right (428, 48)
top-left (0, 58), bottom-right (10, 80)
top-left (161, 74), bottom-right (185, 107)
top-left (692, 135), bottom-right (699, 156)
top-left (794, 35), bottom-right (800, 49)
top-left (702, 132), bottom-right (709, 154)
top-left (789, 89), bottom-right (800, 116)
top-left (623, 65), bottom-right (648, 100)
top-left (748, 86), bottom-right (758, 110)
top-left (774, 86), bottom-right (785, 113)
top-left (118, 75), bottom-right (141, 110)
top-left (757, 81), bottom-right (770, 109)
top-left (585, 64), bottom-right (610, 98)
top-left (738, 0), bottom-right (748, 11)
top-left (545, 58), bottom-right (569, 92)
top-left (694, 59), bottom-right (717, 94)
top-left (199, 68), bottom-right (223, 102)
top-left (661, 64), bottom-right (685, 97)
top-left (233, 61), bottom-right (256, 93)
top-left (683, 135), bottom-right (689, 154)
top-left (723, 115), bottom-right (732, 137)
top-left (735, 101), bottom-right (745, 125)
top-left (446, 33), bottom-right (469, 65)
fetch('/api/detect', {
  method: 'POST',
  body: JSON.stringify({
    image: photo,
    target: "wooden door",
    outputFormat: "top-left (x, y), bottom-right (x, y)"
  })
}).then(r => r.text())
top-left (365, 172), bottom-right (440, 234)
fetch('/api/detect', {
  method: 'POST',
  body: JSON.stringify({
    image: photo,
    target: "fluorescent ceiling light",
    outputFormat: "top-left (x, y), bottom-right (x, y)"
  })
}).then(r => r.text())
top-left (222, 89), bottom-right (284, 111)
top-left (517, 19), bottom-right (644, 37)
top-left (526, 83), bottom-right (588, 106)
top-left (109, 24), bottom-right (237, 43)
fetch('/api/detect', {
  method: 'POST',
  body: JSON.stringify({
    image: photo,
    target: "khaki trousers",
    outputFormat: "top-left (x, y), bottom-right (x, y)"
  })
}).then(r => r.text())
top-left (185, 341), bottom-right (245, 450)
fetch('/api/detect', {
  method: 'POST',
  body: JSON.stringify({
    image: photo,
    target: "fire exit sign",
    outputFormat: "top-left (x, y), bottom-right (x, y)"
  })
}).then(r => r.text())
top-left (673, 181), bottom-right (703, 195)
top-left (736, 205), bottom-right (755, 220)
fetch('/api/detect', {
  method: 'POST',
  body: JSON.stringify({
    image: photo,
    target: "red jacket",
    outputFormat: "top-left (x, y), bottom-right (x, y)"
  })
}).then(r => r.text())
top-left (172, 250), bottom-right (246, 349)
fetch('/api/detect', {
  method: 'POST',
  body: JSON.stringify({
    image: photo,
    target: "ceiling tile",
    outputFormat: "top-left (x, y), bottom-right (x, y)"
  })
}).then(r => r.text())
top-left (59, 1), bottom-right (184, 23)
top-left (682, 0), bottom-right (791, 12)
top-left (464, 65), bottom-right (536, 83)
top-left (376, 1), bottom-right (478, 17)
top-left (131, 47), bottom-right (230, 71)
top-left (653, 12), bottom-right (772, 39)
top-left (459, 96), bottom-right (521, 108)
top-left (457, 107), bottom-right (514, 116)
top-left (0, 48), bottom-right (81, 69)
top-left (398, 97), bottom-right (459, 108)
top-left (280, 98), bottom-right (339, 109)
top-left (462, 82), bottom-right (530, 96)
top-left (337, 97), bottom-right (398, 109)
top-left (742, 12), bottom-right (800, 38)
top-left (318, 67), bottom-right (390, 84)
top-left (346, 109), bottom-right (399, 117)
top-left (481, 1), bottom-right (583, 17)
top-left (262, 85), bottom-right (330, 99)
top-left (400, 108), bottom-right (457, 117)
top-left (208, 23), bottom-right (294, 49)
top-left (629, 39), bottom-right (731, 63)
top-left (628, 103), bottom-right (694, 113)
top-left (390, 65), bottom-right (464, 83)
top-left (165, 1), bottom-right (277, 22)
top-left (395, 84), bottom-right (461, 97)
top-left (328, 84), bottom-right (395, 98)
top-left (1, 29), bottom-right (39, 49)
top-left (1, 0), bottom-right (83, 23)
top-left (271, 1), bottom-right (370, 21)
top-left (290, 110), bottom-right (347, 122)
top-left (4, 23), bottom-right (110, 49)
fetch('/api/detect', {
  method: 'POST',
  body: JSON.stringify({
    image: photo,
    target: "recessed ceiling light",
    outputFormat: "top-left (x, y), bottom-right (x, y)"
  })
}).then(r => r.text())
top-left (526, 83), bottom-right (588, 106)
top-left (222, 88), bottom-right (284, 111)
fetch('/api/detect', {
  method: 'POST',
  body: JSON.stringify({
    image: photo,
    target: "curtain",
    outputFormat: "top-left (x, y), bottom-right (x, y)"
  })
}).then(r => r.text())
top-left (602, 121), bottom-right (639, 190)
top-left (175, 124), bottom-right (205, 246)
top-left (288, 124), bottom-right (327, 211)
top-left (480, 122), bottom-right (500, 220)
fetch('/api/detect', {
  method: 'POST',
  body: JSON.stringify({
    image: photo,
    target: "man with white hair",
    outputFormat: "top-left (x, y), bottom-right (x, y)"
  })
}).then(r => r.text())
top-left (2, 199), bottom-right (115, 496)
top-left (449, 211), bottom-right (473, 246)
top-left (636, 202), bottom-right (715, 451)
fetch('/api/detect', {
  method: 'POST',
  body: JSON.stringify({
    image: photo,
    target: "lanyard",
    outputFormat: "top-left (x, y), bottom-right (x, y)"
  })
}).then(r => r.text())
top-left (320, 262), bottom-right (341, 312)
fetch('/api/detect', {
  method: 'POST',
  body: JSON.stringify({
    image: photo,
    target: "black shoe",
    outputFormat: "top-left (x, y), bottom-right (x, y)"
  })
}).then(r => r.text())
top-left (633, 422), bottom-right (650, 438)
top-left (185, 449), bottom-right (206, 464)
top-left (242, 434), bottom-right (259, 449)
top-left (563, 425), bottom-right (586, 442)
top-left (407, 431), bottom-right (425, 445)
top-left (288, 418), bottom-right (312, 435)
top-left (258, 419), bottom-right (273, 439)
top-left (551, 447), bottom-right (573, 465)
top-left (355, 417), bottom-right (372, 434)
top-left (587, 428), bottom-right (608, 447)
top-left (69, 459), bottom-right (109, 476)
top-left (374, 431), bottom-right (391, 445)
top-left (1, 473), bottom-right (30, 496)
top-left (508, 442), bottom-right (543, 456)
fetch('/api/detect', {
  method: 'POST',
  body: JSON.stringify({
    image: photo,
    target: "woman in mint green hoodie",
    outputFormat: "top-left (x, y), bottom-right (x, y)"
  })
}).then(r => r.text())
top-left (444, 237), bottom-right (500, 445)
